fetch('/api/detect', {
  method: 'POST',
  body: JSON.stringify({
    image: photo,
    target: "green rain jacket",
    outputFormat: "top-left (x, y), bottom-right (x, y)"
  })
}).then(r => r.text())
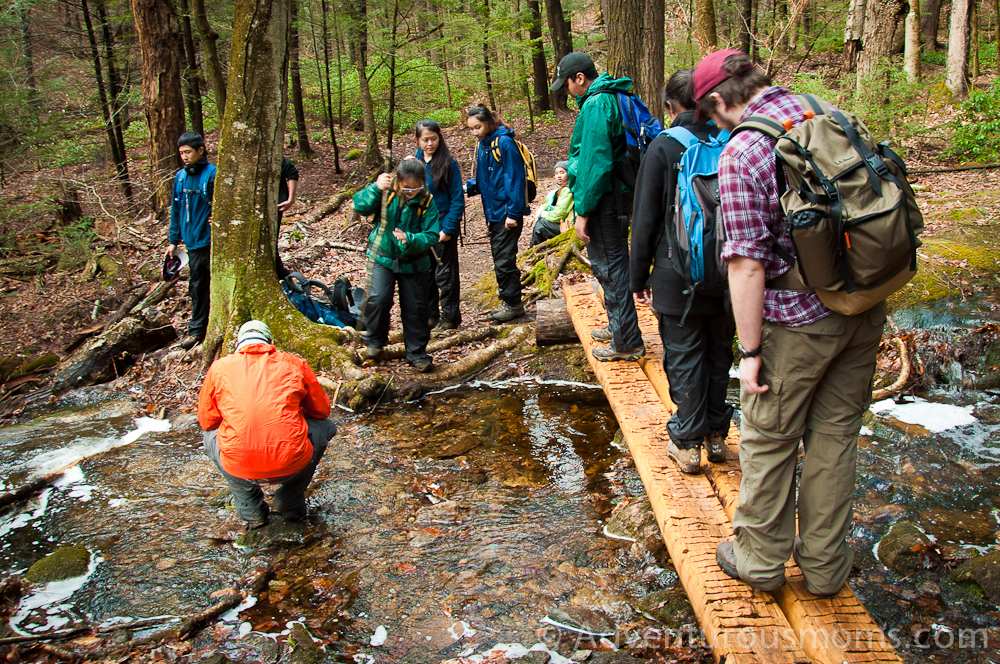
top-left (353, 183), bottom-right (440, 274)
top-left (567, 73), bottom-right (632, 218)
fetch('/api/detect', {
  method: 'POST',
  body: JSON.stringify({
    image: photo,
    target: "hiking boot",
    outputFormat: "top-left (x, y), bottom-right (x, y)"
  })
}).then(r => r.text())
top-left (244, 518), bottom-right (269, 533)
top-left (716, 540), bottom-right (787, 592)
top-left (666, 439), bottom-right (701, 474)
top-left (435, 319), bottom-right (460, 331)
top-left (413, 360), bottom-right (434, 373)
top-left (705, 432), bottom-right (728, 463)
top-left (428, 315), bottom-right (440, 329)
top-left (179, 334), bottom-right (203, 350)
top-left (592, 342), bottom-right (645, 362)
top-left (365, 346), bottom-right (382, 360)
top-left (491, 302), bottom-right (525, 323)
top-left (590, 325), bottom-right (613, 343)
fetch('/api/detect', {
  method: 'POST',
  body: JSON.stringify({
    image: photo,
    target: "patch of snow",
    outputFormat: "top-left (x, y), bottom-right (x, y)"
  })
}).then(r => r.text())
top-left (859, 426), bottom-right (874, 437)
top-left (238, 622), bottom-right (252, 637)
top-left (370, 625), bottom-right (388, 646)
top-left (729, 365), bottom-right (740, 379)
top-left (870, 397), bottom-right (976, 433)
top-left (447, 620), bottom-right (476, 640)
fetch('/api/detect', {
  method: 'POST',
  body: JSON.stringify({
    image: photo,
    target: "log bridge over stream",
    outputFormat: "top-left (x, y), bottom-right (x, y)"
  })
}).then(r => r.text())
top-left (562, 281), bottom-right (903, 664)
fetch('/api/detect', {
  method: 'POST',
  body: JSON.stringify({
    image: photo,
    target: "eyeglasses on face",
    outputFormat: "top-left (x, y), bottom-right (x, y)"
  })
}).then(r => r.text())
top-left (400, 186), bottom-right (424, 193)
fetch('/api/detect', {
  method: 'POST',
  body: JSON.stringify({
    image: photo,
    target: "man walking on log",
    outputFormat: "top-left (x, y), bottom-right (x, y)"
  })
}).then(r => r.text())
top-left (696, 51), bottom-right (885, 595)
top-left (552, 52), bottom-right (645, 363)
top-left (199, 320), bottom-right (337, 531)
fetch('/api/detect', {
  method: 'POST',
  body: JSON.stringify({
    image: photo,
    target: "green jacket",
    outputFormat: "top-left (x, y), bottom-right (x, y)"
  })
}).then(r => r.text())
top-left (353, 183), bottom-right (440, 274)
top-left (538, 185), bottom-right (574, 225)
top-left (567, 73), bottom-right (632, 218)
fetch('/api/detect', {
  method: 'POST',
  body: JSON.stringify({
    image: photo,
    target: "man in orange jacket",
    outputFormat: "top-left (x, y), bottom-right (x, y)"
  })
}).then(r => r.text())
top-left (199, 320), bottom-right (336, 529)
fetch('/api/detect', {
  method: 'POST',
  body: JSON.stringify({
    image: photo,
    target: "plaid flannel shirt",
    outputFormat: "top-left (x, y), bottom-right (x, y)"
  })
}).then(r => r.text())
top-left (719, 86), bottom-right (830, 327)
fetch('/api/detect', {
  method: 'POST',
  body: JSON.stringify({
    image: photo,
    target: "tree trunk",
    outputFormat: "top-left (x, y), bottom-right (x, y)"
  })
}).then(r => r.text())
top-left (545, 0), bottom-right (573, 111)
top-left (290, 0), bottom-right (312, 157)
top-left (750, 0), bottom-right (760, 61)
top-left (95, 0), bottom-right (131, 199)
top-left (320, 0), bottom-right (337, 145)
top-left (306, 1), bottom-right (332, 130)
top-left (208, 0), bottom-right (362, 372)
top-left (904, 0), bottom-right (921, 81)
top-left (177, 0), bottom-right (205, 137)
top-left (639, 0), bottom-right (664, 120)
top-left (482, 0), bottom-right (497, 109)
top-left (81, 0), bottom-right (133, 200)
top-left (130, 0), bottom-right (186, 217)
top-left (920, 0), bottom-right (943, 50)
top-left (17, 3), bottom-right (39, 110)
top-left (738, 0), bottom-right (752, 54)
top-left (606, 0), bottom-right (643, 82)
top-left (192, 0), bottom-right (227, 114)
top-left (994, 0), bottom-right (1000, 77)
top-left (347, 1), bottom-right (380, 166)
top-left (695, 0), bottom-right (717, 52)
top-left (333, 12), bottom-right (345, 127)
top-left (856, 0), bottom-right (905, 89)
top-left (946, 0), bottom-right (971, 98)
top-left (387, 0), bottom-right (399, 156)
top-left (527, 0), bottom-right (551, 113)
top-left (970, 1), bottom-right (979, 78)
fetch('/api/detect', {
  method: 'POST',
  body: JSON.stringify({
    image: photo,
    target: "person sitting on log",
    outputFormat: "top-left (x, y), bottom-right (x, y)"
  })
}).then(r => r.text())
top-left (166, 131), bottom-right (216, 351)
top-left (199, 320), bottom-right (337, 531)
top-left (529, 160), bottom-right (574, 247)
top-left (355, 157), bottom-right (441, 373)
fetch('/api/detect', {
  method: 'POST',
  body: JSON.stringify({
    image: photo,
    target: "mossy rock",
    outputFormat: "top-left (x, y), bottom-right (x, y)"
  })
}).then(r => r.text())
top-left (950, 549), bottom-right (1000, 603)
top-left (344, 149), bottom-right (363, 161)
top-left (605, 496), bottom-right (659, 544)
top-left (11, 354), bottom-right (59, 378)
top-left (635, 589), bottom-right (695, 627)
top-left (285, 623), bottom-right (324, 664)
top-left (25, 546), bottom-right (91, 583)
top-left (0, 356), bottom-right (24, 381)
top-left (236, 519), bottom-right (308, 548)
top-left (876, 521), bottom-right (931, 575)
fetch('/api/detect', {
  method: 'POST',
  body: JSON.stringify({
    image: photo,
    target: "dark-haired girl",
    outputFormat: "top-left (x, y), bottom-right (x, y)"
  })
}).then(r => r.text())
top-left (413, 119), bottom-right (465, 330)
top-left (352, 158), bottom-right (440, 373)
top-left (465, 105), bottom-right (529, 323)
top-left (629, 68), bottom-right (734, 474)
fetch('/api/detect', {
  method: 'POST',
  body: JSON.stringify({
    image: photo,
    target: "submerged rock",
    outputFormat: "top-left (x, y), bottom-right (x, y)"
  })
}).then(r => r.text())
top-left (950, 549), bottom-right (1000, 602)
top-left (237, 519), bottom-right (308, 548)
top-left (543, 606), bottom-right (616, 637)
top-left (604, 497), bottom-right (658, 543)
top-left (286, 623), bottom-right (324, 664)
top-left (876, 521), bottom-right (932, 575)
top-left (635, 589), bottom-right (696, 627)
top-left (25, 546), bottom-right (90, 583)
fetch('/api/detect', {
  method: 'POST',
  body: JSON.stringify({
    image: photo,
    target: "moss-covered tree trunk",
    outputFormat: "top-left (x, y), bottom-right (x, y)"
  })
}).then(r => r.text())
top-left (205, 0), bottom-right (359, 376)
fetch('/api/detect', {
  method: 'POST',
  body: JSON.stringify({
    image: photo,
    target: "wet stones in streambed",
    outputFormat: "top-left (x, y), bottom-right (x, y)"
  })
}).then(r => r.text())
top-left (950, 549), bottom-right (1000, 602)
top-left (285, 623), bottom-right (324, 664)
top-left (25, 546), bottom-right (90, 583)
top-left (237, 519), bottom-right (309, 548)
top-left (635, 589), bottom-right (697, 628)
top-left (877, 521), bottom-right (935, 576)
top-left (542, 606), bottom-right (617, 638)
top-left (603, 497), bottom-right (666, 560)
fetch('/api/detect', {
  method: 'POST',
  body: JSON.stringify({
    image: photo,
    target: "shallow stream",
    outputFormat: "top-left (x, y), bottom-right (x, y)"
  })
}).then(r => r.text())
top-left (1, 366), bottom-right (998, 662)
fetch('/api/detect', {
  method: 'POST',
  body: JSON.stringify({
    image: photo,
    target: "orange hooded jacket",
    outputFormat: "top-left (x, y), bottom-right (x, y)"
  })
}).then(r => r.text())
top-left (198, 343), bottom-right (331, 479)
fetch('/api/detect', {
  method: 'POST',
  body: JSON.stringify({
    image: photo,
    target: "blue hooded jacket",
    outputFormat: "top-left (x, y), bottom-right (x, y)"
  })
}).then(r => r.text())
top-left (413, 149), bottom-right (465, 238)
top-left (469, 126), bottom-right (529, 225)
top-left (169, 159), bottom-right (215, 250)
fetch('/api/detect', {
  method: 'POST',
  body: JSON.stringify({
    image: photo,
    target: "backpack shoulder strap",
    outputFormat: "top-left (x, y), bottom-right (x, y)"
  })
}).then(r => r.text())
top-left (799, 94), bottom-right (827, 116)
top-left (730, 115), bottom-right (787, 141)
top-left (199, 164), bottom-right (216, 202)
top-left (662, 126), bottom-right (700, 150)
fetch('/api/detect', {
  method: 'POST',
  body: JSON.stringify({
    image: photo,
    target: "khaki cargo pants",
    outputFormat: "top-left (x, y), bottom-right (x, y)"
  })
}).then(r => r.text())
top-left (733, 302), bottom-right (886, 595)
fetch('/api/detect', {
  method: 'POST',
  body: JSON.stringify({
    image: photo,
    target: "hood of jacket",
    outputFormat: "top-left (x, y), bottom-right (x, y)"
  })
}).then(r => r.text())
top-left (577, 73), bottom-right (633, 107)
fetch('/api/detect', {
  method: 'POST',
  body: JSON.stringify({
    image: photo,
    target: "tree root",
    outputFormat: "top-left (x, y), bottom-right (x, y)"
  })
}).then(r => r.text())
top-left (430, 325), bottom-right (531, 381)
top-left (124, 588), bottom-right (242, 649)
top-left (379, 326), bottom-right (499, 360)
top-left (872, 337), bottom-right (911, 401)
top-left (0, 460), bottom-right (82, 510)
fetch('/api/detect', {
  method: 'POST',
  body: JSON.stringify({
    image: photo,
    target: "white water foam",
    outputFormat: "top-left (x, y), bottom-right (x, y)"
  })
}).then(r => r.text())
top-left (10, 553), bottom-right (103, 635)
top-left (220, 595), bottom-right (258, 622)
top-left (870, 397), bottom-right (976, 433)
top-left (443, 642), bottom-right (574, 664)
top-left (26, 417), bottom-right (171, 479)
top-left (0, 489), bottom-right (51, 540)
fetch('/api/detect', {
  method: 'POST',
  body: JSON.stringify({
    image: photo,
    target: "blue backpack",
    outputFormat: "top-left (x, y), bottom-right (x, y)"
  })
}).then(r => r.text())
top-left (173, 163), bottom-right (216, 205)
top-left (592, 90), bottom-right (665, 191)
top-left (661, 126), bottom-right (731, 319)
top-left (282, 273), bottom-right (363, 329)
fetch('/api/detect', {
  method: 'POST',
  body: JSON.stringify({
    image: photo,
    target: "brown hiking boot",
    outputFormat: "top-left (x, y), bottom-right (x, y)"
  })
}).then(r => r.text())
top-left (705, 432), bottom-right (728, 463)
top-left (592, 342), bottom-right (645, 362)
top-left (716, 540), bottom-right (787, 592)
top-left (665, 439), bottom-right (701, 474)
top-left (590, 325), bottom-right (613, 343)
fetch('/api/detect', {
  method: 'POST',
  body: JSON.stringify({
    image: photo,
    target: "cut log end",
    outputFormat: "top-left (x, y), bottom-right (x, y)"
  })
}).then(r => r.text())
top-left (536, 298), bottom-right (578, 346)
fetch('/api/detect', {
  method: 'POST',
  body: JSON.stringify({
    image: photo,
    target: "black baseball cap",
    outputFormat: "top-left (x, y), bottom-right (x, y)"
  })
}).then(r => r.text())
top-left (550, 52), bottom-right (595, 91)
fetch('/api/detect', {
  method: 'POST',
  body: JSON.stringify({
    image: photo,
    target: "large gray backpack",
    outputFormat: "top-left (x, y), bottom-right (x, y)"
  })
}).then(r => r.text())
top-left (731, 94), bottom-right (923, 315)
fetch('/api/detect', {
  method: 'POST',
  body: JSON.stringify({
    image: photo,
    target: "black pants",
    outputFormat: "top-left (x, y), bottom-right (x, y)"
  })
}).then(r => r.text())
top-left (586, 193), bottom-right (642, 350)
top-left (530, 219), bottom-right (561, 247)
top-left (363, 262), bottom-right (432, 365)
top-left (275, 212), bottom-right (290, 280)
top-left (658, 310), bottom-right (735, 449)
top-left (427, 235), bottom-right (461, 326)
top-left (488, 220), bottom-right (523, 306)
top-left (187, 247), bottom-right (211, 338)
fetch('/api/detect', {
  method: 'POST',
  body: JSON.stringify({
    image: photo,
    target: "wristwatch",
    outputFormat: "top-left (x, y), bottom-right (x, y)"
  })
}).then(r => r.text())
top-left (737, 341), bottom-right (762, 359)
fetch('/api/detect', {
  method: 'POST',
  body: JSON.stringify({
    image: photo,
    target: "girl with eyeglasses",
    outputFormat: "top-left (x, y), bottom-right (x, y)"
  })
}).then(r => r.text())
top-left (413, 119), bottom-right (465, 331)
top-left (352, 158), bottom-right (440, 373)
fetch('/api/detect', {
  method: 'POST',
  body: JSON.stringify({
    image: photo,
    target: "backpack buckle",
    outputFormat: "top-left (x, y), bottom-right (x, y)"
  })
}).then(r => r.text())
top-left (867, 155), bottom-right (889, 179)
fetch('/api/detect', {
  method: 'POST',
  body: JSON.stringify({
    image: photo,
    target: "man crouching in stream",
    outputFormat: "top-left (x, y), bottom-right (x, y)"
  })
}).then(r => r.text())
top-left (199, 320), bottom-right (337, 531)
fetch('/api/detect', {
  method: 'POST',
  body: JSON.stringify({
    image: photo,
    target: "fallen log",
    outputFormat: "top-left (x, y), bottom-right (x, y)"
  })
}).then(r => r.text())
top-left (432, 325), bottom-right (531, 381)
top-left (872, 337), bottom-right (911, 401)
top-left (536, 299), bottom-right (578, 346)
top-left (379, 326), bottom-right (499, 360)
